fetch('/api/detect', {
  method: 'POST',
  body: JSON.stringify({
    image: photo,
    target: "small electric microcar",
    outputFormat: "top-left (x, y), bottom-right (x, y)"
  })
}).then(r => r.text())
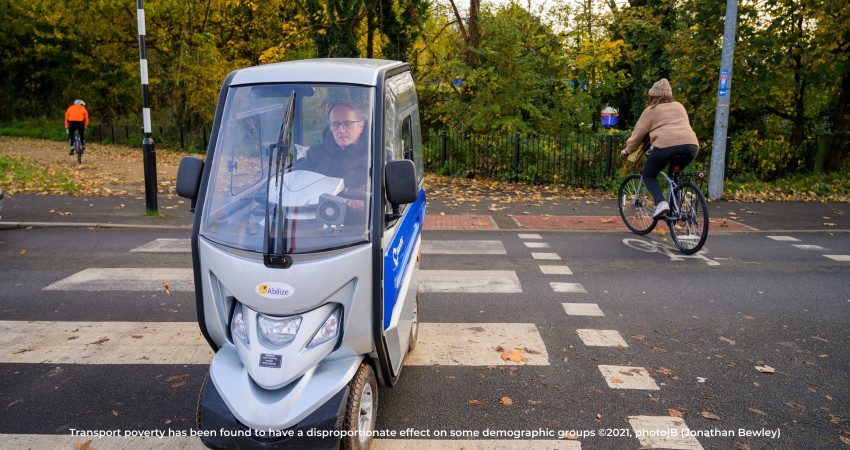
top-left (176, 58), bottom-right (426, 449)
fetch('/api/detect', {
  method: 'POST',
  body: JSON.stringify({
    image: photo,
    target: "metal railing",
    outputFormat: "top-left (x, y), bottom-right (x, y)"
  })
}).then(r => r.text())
top-left (424, 129), bottom-right (625, 187)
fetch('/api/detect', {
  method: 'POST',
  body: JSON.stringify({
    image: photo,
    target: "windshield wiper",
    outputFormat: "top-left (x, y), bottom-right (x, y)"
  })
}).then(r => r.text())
top-left (264, 92), bottom-right (296, 268)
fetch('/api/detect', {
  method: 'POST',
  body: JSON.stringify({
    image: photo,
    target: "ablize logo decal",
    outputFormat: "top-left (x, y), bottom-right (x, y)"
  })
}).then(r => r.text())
top-left (256, 282), bottom-right (295, 299)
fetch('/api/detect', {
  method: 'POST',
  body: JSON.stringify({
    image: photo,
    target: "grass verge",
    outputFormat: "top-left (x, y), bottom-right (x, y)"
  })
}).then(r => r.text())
top-left (0, 156), bottom-right (79, 194)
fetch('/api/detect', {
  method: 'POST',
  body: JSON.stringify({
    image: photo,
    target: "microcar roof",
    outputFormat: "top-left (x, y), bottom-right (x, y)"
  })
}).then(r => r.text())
top-left (229, 59), bottom-right (406, 87)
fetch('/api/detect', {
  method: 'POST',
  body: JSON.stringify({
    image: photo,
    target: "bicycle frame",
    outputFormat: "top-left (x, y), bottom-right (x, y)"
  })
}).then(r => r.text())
top-left (632, 171), bottom-right (681, 219)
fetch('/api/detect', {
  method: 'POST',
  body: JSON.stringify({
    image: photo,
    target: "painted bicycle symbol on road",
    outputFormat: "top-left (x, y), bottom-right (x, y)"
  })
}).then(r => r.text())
top-left (622, 238), bottom-right (720, 266)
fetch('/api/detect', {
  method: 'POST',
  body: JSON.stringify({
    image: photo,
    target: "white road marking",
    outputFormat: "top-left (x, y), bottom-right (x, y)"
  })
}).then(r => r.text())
top-left (598, 365), bottom-right (659, 390)
top-left (0, 321), bottom-right (211, 364)
top-left (517, 233), bottom-right (543, 240)
top-left (523, 242), bottom-right (550, 249)
top-left (562, 303), bottom-right (604, 316)
top-left (627, 416), bottom-right (704, 450)
top-left (419, 270), bottom-right (522, 293)
top-left (550, 282), bottom-right (587, 293)
top-left (531, 252), bottom-right (561, 260)
top-left (43, 268), bottom-right (194, 291)
top-left (130, 238), bottom-right (191, 252)
top-left (540, 265), bottom-right (573, 275)
top-left (576, 329), bottom-right (628, 347)
top-left (792, 244), bottom-right (827, 250)
top-left (421, 240), bottom-right (507, 255)
top-left (374, 440), bottom-right (581, 449)
top-left (824, 255), bottom-right (850, 262)
top-left (767, 236), bottom-right (800, 242)
top-left (405, 323), bottom-right (549, 366)
top-left (2, 435), bottom-right (580, 450)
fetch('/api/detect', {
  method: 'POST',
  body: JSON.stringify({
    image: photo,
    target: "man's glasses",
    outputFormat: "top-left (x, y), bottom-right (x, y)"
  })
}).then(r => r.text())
top-left (330, 120), bottom-right (364, 131)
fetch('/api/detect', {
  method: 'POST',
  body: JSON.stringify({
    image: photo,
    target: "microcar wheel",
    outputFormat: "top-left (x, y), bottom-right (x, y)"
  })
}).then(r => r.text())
top-left (408, 291), bottom-right (420, 352)
top-left (342, 363), bottom-right (377, 450)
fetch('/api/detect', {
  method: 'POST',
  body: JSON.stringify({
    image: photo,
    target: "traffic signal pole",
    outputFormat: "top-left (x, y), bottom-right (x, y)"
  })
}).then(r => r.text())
top-left (136, 0), bottom-right (158, 212)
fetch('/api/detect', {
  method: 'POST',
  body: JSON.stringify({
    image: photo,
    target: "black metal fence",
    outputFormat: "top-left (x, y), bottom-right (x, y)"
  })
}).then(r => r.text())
top-left (86, 123), bottom-right (833, 185)
top-left (424, 129), bottom-right (625, 187)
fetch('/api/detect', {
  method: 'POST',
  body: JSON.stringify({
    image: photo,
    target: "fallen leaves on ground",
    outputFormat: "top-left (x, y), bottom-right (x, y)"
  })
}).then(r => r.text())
top-left (0, 137), bottom-right (186, 196)
top-left (499, 347), bottom-right (528, 363)
top-left (499, 396), bottom-right (513, 405)
top-left (701, 411), bottom-right (721, 420)
top-left (754, 364), bottom-right (776, 373)
top-left (668, 408), bottom-right (684, 418)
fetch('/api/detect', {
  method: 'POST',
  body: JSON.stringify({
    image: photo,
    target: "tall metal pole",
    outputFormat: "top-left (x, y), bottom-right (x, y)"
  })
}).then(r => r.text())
top-left (708, 0), bottom-right (739, 199)
top-left (136, 0), bottom-right (158, 212)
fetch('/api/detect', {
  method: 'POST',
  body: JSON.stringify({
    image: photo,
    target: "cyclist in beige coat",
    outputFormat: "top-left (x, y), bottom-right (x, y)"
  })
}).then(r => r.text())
top-left (620, 79), bottom-right (699, 219)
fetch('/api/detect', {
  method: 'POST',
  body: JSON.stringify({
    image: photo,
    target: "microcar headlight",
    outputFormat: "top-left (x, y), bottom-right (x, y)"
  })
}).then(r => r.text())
top-left (258, 314), bottom-right (302, 347)
top-left (230, 303), bottom-right (249, 345)
top-left (307, 306), bottom-right (342, 348)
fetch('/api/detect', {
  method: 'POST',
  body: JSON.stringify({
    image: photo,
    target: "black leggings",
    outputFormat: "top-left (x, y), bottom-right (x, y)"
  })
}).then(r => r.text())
top-left (68, 122), bottom-right (86, 147)
top-left (642, 144), bottom-right (698, 204)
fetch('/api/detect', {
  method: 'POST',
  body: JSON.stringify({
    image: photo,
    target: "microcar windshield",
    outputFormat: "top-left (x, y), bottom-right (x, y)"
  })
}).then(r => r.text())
top-left (200, 84), bottom-right (374, 254)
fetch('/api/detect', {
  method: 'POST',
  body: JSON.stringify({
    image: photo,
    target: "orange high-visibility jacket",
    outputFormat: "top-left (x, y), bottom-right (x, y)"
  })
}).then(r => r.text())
top-left (65, 104), bottom-right (89, 128)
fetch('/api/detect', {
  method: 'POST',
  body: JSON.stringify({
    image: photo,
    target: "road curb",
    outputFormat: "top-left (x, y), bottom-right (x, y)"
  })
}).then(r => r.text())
top-left (0, 221), bottom-right (191, 231)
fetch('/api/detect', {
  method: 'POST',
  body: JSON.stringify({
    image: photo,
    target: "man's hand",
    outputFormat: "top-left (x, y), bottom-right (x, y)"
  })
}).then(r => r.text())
top-left (66, 128), bottom-right (69, 135)
top-left (346, 199), bottom-right (365, 210)
top-left (620, 149), bottom-right (629, 158)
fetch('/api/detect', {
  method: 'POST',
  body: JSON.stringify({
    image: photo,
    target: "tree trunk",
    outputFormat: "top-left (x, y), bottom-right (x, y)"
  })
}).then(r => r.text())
top-left (828, 65), bottom-right (850, 171)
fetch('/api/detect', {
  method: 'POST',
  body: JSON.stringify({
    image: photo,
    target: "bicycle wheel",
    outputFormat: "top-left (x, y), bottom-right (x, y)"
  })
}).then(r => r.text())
top-left (74, 133), bottom-right (83, 164)
top-left (668, 182), bottom-right (708, 254)
top-left (618, 174), bottom-right (658, 234)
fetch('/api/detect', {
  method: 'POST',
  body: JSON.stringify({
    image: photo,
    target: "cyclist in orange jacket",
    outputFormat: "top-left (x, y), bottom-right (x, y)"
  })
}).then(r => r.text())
top-left (65, 99), bottom-right (89, 155)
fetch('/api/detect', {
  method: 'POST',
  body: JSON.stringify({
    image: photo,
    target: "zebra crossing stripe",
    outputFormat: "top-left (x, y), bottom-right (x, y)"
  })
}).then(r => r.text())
top-left (576, 329), bottom-right (628, 347)
top-left (598, 365), bottom-right (659, 390)
top-left (824, 255), bottom-right (850, 261)
top-left (419, 270), bottom-right (522, 293)
top-left (405, 323), bottom-right (549, 366)
top-left (0, 321), bottom-right (211, 364)
top-left (0, 322), bottom-right (546, 366)
top-left (130, 239), bottom-right (191, 252)
top-left (43, 268), bottom-right (194, 291)
top-left (523, 242), bottom-right (550, 249)
top-left (2, 435), bottom-right (206, 450)
top-left (540, 265), bottom-right (572, 275)
top-left (550, 282), bottom-right (587, 293)
top-left (1, 435), bottom-right (580, 450)
top-left (421, 240), bottom-right (507, 254)
top-left (627, 416), bottom-right (704, 450)
top-left (767, 236), bottom-right (800, 241)
top-left (373, 439), bottom-right (580, 449)
top-left (517, 233), bottom-right (542, 239)
top-left (562, 303), bottom-right (604, 316)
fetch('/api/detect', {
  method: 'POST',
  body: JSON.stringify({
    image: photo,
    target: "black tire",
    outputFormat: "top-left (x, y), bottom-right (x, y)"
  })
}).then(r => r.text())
top-left (668, 182), bottom-right (709, 254)
top-left (75, 135), bottom-right (83, 164)
top-left (341, 363), bottom-right (377, 450)
top-left (618, 174), bottom-right (657, 235)
top-left (408, 291), bottom-right (419, 352)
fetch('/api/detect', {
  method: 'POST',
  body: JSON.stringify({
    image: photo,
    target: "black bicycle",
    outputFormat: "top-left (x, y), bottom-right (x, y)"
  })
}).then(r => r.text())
top-left (618, 168), bottom-right (709, 254)
top-left (72, 129), bottom-right (84, 164)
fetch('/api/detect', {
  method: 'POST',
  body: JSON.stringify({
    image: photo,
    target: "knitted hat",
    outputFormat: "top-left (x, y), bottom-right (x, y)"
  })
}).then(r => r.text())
top-left (648, 78), bottom-right (672, 97)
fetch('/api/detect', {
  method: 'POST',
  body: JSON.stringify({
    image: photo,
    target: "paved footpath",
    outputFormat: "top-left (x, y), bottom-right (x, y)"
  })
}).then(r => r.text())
top-left (1, 193), bottom-right (847, 233)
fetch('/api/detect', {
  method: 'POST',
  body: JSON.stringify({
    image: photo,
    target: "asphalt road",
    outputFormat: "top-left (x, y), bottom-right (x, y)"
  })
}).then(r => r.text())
top-left (1, 226), bottom-right (848, 449)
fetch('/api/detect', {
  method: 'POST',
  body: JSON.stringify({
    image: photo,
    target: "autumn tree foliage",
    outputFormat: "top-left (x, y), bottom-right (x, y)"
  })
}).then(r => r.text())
top-left (0, 0), bottom-right (847, 173)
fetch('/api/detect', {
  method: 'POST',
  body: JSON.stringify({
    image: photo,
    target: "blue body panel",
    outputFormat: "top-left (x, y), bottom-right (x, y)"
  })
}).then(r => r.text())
top-left (382, 188), bottom-right (426, 329)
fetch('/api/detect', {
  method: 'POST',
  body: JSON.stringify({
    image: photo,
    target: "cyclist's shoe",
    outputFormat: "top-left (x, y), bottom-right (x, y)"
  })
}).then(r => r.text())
top-left (653, 201), bottom-right (670, 219)
top-left (69, 147), bottom-right (75, 155)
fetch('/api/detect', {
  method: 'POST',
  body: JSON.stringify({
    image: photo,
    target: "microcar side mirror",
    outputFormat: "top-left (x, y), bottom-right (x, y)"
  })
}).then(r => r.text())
top-left (176, 156), bottom-right (204, 212)
top-left (385, 159), bottom-right (418, 205)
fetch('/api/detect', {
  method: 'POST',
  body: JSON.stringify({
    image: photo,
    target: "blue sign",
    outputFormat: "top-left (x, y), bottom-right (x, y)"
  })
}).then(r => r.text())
top-left (718, 70), bottom-right (729, 97)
